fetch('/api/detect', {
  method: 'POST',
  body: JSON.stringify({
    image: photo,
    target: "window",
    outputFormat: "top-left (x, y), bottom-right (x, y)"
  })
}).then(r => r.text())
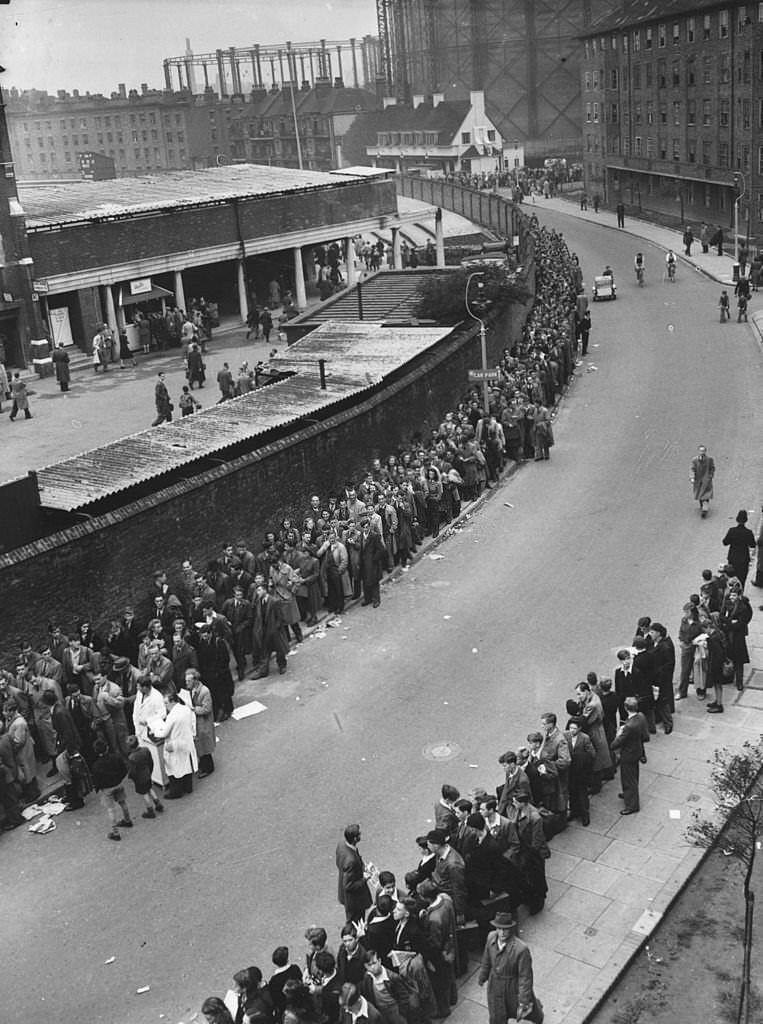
top-left (743, 98), bottom-right (751, 129)
top-left (658, 24), bottom-right (666, 47)
top-left (720, 54), bottom-right (730, 83)
top-left (62, 135), bottom-right (68, 145)
top-left (72, 134), bottom-right (79, 145)
top-left (611, 102), bottom-right (619, 123)
top-left (744, 147), bottom-right (751, 172)
top-left (647, 136), bottom-right (655, 158)
top-left (179, 149), bottom-right (186, 160)
top-left (760, 2), bottom-right (763, 21)
top-left (134, 147), bottom-right (140, 159)
top-left (166, 131), bottom-right (173, 142)
top-left (673, 139), bottom-right (681, 160)
top-left (97, 134), bottom-right (104, 145)
top-left (593, 101), bottom-right (600, 123)
top-left (688, 139), bottom-right (696, 163)
top-left (107, 132), bottom-right (113, 142)
top-left (59, 119), bottom-right (66, 130)
top-left (95, 117), bottom-right (102, 129)
top-left (64, 151), bottom-right (71, 162)
top-left (719, 9), bottom-right (728, 37)
top-left (703, 100), bottom-right (712, 126)
top-left (151, 129), bottom-right (158, 140)
top-left (79, 117), bottom-right (87, 128)
top-left (645, 26), bottom-right (653, 49)
top-left (149, 113), bottom-right (156, 124)
top-left (759, 98), bottom-right (763, 128)
top-left (645, 63), bottom-right (653, 88)
top-left (673, 101), bottom-right (681, 125)
top-left (585, 102), bottom-right (592, 123)
top-left (633, 29), bottom-right (640, 51)
top-left (702, 139), bottom-right (711, 164)
top-left (634, 136), bottom-right (643, 155)
top-left (688, 60), bottom-right (696, 86)
top-left (687, 17), bottom-right (695, 42)
top-left (592, 69), bottom-right (599, 89)
top-left (632, 64), bottom-right (641, 89)
top-left (646, 100), bottom-right (654, 124)
top-left (82, 135), bottom-right (88, 145)
top-left (635, 102), bottom-right (642, 125)
top-left (704, 57), bottom-right (712, 84)
top-left (623, 33), bottom-right (629, 53)
top-left (105, 116), bottom-right (111, 127)
top-left (719, 141), bottom-right (729, 168)
top-left (672, 63), bottom-right (680, 86)
top-left (592, 38), bottom-right (597, 55)
top-left (660, 103), bottom-right (668, 124)
top-left (688, 99), bottom-right (696, 125)
top-left (177, 132), bottom-right (184, 143)
top-left (585, 71), bottom-right (592, 90)
top-left (659, 137), bottom-right (667, 159)
top-left (703, 14), bottom-right (711, 39)
top-left (658, 60), bottom-right (666, 87)
top-left (673, 22), bottom-right (680, 44)
top-left (610, 68), bottom-right (619, 89)
top-left (487, 129), bottom-right (496, 142)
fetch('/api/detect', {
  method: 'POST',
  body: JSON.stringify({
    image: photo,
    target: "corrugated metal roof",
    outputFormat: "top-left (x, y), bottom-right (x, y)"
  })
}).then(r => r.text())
top-left (269, 320), bottom-right (451, 382)
top-left (18, 163), bottom-right (372, 228)
top-left (36, 321), bottom-right (452, 512)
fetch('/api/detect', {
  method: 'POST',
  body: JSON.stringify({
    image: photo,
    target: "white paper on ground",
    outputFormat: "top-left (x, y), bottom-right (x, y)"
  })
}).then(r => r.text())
top-left (22, 804), bottom-right (44, 820)
top-left (669, 809), bottom-right (681, 820)
top-left (231, 701), bottom-right (268, 721)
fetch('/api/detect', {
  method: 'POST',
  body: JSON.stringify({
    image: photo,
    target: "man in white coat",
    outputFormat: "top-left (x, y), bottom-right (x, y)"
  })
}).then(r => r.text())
top-left (151, 692), bottom-right (197, 799)
top-left (132, 676), bottom-right (167, 788)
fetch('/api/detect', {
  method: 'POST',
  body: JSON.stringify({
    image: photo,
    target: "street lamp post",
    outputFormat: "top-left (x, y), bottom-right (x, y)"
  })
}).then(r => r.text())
top-left (465, 271), bottom-right (490, 413)
top-left (734, 171), bottom-right (747, 264)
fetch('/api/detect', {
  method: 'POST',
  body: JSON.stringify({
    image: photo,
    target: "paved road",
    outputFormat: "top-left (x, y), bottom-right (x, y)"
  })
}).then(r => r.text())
top-left (3, 204), bottom-right (762, 1024)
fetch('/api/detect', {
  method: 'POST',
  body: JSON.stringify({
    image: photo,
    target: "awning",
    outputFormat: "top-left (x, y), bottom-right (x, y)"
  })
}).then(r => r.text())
top-left (118, 284), bottom-right (174, 306)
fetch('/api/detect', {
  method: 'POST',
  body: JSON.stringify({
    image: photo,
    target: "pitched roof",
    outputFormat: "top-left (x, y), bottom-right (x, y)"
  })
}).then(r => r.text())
top-left (585, 0), bottom-right (730, 34)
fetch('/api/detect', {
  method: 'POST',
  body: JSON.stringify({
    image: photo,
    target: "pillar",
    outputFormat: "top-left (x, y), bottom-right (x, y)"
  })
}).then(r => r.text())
top-left (391, 227), bottom-right (401, 270)
top-left (435, 207), bottom-right (445, 267)
top-left (103, 285), bottom-right (119, 362)
top-left (294, 245), bottom-right (307, 310)
top-left (236, 259), bottom-right (248, 322)
top-left (345, 237), bottom-right (358, 287)
top-left (174, 269), bottom-right (186, 313)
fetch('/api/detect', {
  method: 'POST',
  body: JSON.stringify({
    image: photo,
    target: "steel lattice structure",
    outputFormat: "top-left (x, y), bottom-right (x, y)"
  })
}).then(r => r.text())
top-left (377, 0), bottom-right (610, 158)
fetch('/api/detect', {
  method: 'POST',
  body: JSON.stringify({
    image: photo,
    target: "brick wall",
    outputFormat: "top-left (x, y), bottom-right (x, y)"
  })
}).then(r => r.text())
top-left (0, 281), bottom-right (533, 666)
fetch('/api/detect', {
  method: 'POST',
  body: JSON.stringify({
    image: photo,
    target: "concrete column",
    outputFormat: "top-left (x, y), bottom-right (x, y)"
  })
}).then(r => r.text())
top-left (237, 259), bottom-right (248, 322)
top-left (103, 284), bottom-right (119, 336)
top-left (345, 237), bottom-right (358, 287)
top-left (435, 207), bottom-right (445, 267)
top-left (174, 269), bottom-right (186, 313)
top-left (293, 245), bottom-right (307, 310)
top-left (391, 227), bottom-right (401, 270)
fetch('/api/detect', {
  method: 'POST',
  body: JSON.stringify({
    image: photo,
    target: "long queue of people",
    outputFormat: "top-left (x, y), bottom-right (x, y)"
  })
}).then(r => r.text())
top-left (0, 222), bottom-right (582, 839)
top-left (196, 549), bottom-right (756, 1024)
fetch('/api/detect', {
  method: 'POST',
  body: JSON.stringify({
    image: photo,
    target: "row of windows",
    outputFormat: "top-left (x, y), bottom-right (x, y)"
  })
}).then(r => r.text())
top-left (585, 53), bottom-right (744, 92)
top-left (21, 148), bottom-right (189, 169)
top-left (21, 129), bottom-right (186, 150)
top-left (587, 97), bottom-right (754, 128)
top-left (19, 111), bottom-right (187, 133)
top-left (585, 5), bottom-right (763, 58)
top-left (592, 131), bottom-right (753, 173)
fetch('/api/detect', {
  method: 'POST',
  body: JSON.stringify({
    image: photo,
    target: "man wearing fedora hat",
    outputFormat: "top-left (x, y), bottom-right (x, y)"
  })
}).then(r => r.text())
top-left (478, 912), bottom-right (543, 1023)
top-left (722, 510), bottom-right (756, 588)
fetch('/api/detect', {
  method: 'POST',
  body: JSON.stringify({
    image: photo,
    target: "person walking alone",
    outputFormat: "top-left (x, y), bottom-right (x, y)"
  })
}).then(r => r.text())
top-left (152, 372), bottom-right (173, 425)
top-left (8, 372), bottom-right (32, 420)
top-left (477, 912), bottom-right (543, 1024)
top-left (52, 343), bottom-right (71, 392)
top-left (690, 445), bottom-right (714, 517)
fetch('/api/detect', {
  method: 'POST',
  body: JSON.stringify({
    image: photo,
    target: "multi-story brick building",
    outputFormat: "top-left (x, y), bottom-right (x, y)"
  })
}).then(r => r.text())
top-left (581, 1), bottom-right (763, 240)
top-left (6, 83), bottom-right (229, 179)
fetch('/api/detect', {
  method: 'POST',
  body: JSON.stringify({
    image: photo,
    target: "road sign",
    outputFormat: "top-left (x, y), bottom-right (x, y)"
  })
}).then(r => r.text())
top-left (468, 368), bottom-right (500, 382)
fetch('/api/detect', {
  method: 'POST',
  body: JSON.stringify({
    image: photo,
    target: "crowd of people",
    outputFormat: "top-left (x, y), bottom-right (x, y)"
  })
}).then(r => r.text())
top-left (0, 220), bottom-right (584, 842)
top-left (197, 512), bottom-right (757, 1024)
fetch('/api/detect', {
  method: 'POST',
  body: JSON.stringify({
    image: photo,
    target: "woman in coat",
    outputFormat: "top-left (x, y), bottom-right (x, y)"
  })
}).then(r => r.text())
top-left (151, 692), bottom-right (197, 798)
top-left (4, 701), bottom-right (40, 801)
top-left (720, 586), bottom-right (753, 692)
top-left (424, 468), bottom-right (443, 538)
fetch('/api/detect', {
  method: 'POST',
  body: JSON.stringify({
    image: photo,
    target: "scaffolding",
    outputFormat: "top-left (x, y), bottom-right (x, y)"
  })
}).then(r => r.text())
top-left (163, 36), bottom-right (381, 97)
top-left (377, 0), bottom-right (609, 157)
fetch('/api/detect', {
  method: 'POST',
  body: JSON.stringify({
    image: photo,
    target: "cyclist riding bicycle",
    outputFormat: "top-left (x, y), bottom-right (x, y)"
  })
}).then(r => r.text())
top-left (634, 253), bottom-right (645, 284)
top-left (665, 250), bottom-right (677, 280)
top-left (602, 264), bottom-right (614, 279)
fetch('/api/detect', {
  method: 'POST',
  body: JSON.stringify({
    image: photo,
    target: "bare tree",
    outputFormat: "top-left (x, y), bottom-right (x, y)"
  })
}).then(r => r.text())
top-left (686, 736), bottom-right (763, 1024)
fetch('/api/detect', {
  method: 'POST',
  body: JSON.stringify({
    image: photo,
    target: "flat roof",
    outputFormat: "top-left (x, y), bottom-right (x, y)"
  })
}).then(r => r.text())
top-left (18, 163), bottom-right (380, 228)
top-left (35, 320), bottom-right (452, 512)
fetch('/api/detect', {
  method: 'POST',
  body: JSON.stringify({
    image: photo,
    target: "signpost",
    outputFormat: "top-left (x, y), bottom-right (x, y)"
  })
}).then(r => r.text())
top-left (468, 368), bottom-right (499, 383)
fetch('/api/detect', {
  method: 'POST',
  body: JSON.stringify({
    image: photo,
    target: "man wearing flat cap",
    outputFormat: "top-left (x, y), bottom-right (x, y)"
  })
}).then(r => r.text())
top-left (478, 912), bottom-right (543, 1023)
top-left (421, 828), bottom-right (467, 923)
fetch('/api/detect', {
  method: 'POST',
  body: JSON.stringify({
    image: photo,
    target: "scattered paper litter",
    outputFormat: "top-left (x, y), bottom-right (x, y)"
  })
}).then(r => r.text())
top-left (22, 804), bottom-right (44, 821)
top-left (103, 956), bottom-right (116, 965)
top-left (443, 615), bottom-right (452, 620)
top-left (443, 701), bottom-right (449, 705)
top-left (28, 816), bottom-right (55, 834)
top-left (230, 700), bottom-right (267, 721)
top-left (313, 630), bottom-right (327, 639)
top-left (429, 553), bottom-right (444, 560)
top-left (43, 800), bottom-right (66, 816)
top-left (326, 617), bottom-right (342, 627)
top-left (669, 809), bottom-right (681, 820)
top-left (586, 364), bottom-right (598, 372)
top-left (136, 986), bottom-right (150, 995)
top-left (469, 764), bottom-right (479, 768)
top-left (472, 648), bottom-right (478, 654)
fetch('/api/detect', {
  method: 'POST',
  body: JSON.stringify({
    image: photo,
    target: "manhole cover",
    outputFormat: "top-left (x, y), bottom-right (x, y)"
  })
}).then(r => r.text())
top-left (423, 741), bottom-right (462, 762)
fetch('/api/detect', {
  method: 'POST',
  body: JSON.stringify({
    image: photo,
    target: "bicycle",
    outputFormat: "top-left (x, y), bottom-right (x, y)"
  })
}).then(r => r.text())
top-left (635, 266), bottom-right (645, 287)
top-left (667, 261), bottom-right (676, 282)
